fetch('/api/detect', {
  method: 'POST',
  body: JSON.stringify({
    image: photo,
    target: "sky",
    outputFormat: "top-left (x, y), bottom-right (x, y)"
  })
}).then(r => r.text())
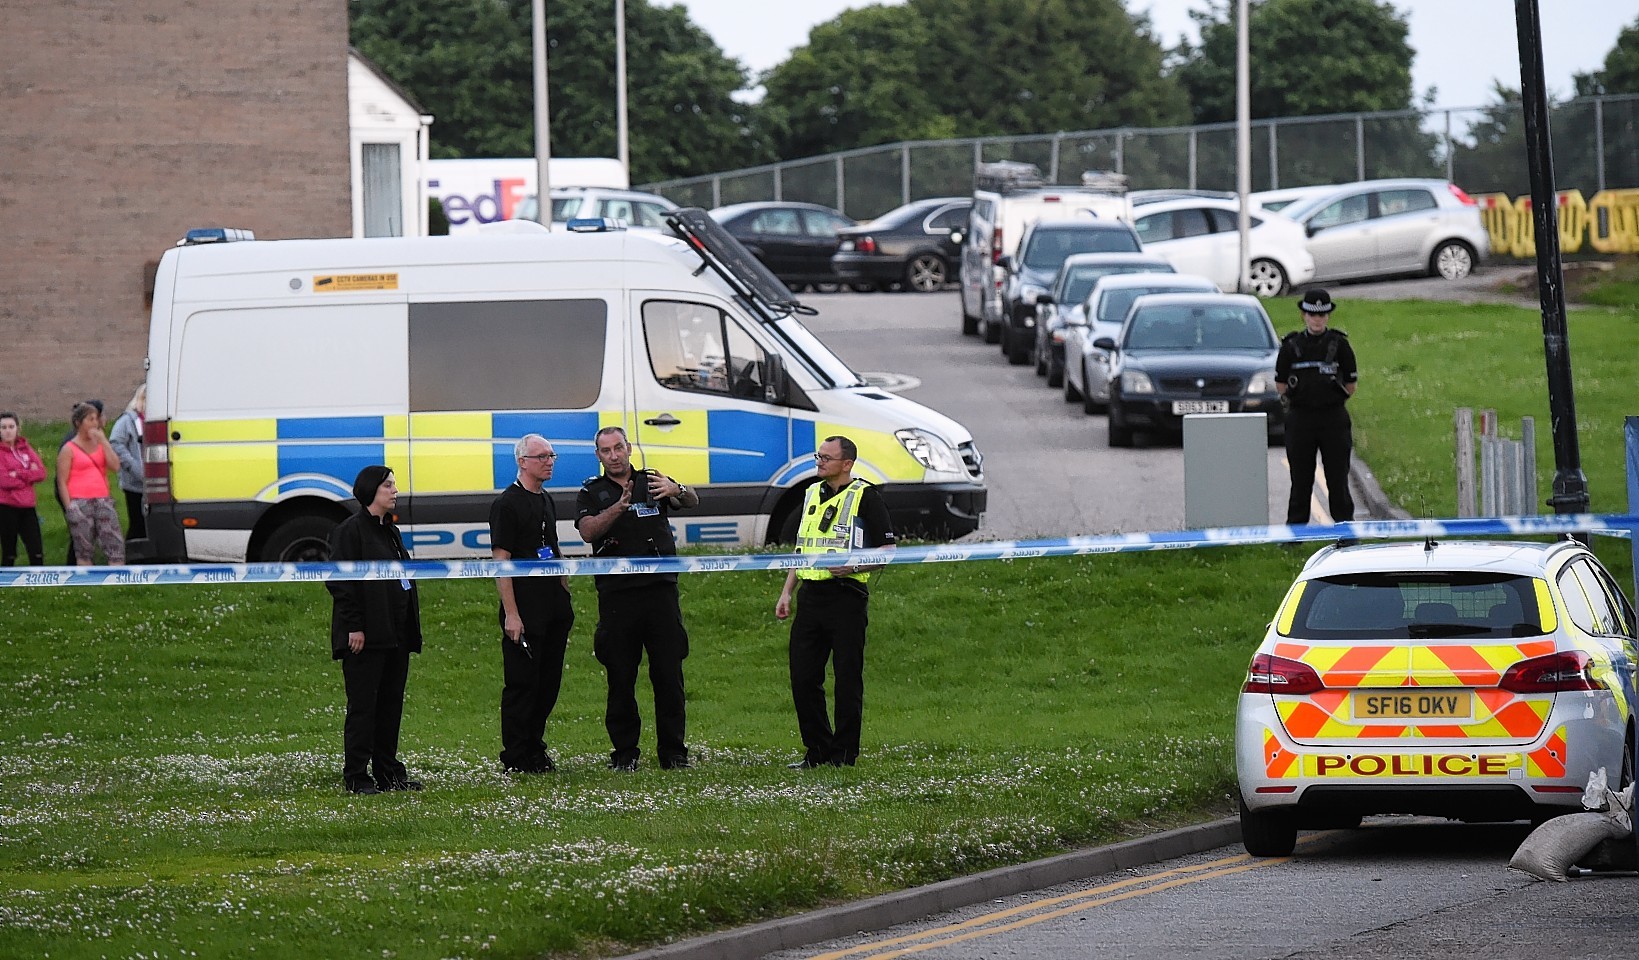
top-left (667, 0), bottom-right (1633, 109)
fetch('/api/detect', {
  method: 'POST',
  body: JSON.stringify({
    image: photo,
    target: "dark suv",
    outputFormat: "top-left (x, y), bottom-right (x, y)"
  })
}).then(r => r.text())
top-left (997, 219), bottom-right (1142, 365)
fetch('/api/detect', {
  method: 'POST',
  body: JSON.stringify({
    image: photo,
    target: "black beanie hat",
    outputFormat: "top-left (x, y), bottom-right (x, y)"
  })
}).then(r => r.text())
top-left (352, 465), bottom-right (393, 506)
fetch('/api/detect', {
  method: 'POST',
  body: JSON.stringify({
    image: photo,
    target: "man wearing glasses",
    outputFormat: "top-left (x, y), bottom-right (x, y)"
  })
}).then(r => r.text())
top-left (489, 433), bottom-right (574, 774)
top-left (576, 426), bottom-right (700, 771)
top-left (775, 435), bottom-right (896, 768)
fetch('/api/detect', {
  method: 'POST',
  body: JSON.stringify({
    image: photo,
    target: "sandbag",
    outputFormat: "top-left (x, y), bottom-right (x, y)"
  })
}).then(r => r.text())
top-left (1509, 811), bottom-right (1628, 881)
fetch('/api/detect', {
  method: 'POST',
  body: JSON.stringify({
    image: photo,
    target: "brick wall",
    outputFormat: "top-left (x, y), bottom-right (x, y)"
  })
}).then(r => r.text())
top-left (0, 0), bottom-right (350, 423)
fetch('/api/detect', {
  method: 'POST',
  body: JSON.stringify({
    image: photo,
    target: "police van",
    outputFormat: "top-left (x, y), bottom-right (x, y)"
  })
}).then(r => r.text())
top-left (136, 213), bottom-right (987, 562)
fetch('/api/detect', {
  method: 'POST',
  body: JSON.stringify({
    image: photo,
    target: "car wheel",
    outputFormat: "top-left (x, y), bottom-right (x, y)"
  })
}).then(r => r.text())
top-left (1047, 354), bottom-right (1063, 388)
top-left (784, 280), bottom-right (808, 293)
top-left (259, 514), bottom-right (339, 563)
top-left (906, 254), bottom-right (946, 293)
top-left (1239, 797), bottom-right (1298, 857)
top-left (1248, 258), bottom-right (1289, 297)
top-left (1431, 240), bottom-right (1475, 280)
top-left (1064, 367), bottom-right (1082, 402)
top-left (848, 282), bottom-right (877, 293)
top-left (962, 312), bottom-right (979, 336)
top-left (1107, 400), bottom-right (1133, 447)
top-left (812, 281), bottom-right (840, 294)
top-left (983, 315), bottom-right (1001, 344)
top-left (1033, 338), bottom-right (1048, 376)
top-left (1083, 364), bottom-right (1107, 415)
top-left (1006, 329), bottom-right (1031, 365)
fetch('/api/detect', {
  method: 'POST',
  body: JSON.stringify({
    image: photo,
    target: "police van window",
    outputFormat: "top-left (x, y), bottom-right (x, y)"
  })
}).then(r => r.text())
top-left (408, 299), bottom-right (605, 411)
top-left (175, 304), bottom-right (406, 416)
top-left (643, 300), bottom-right (773, 402)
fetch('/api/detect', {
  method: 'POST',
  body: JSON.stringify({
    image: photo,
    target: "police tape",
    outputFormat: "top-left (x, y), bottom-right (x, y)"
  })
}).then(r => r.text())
top-left (3, 514), bottom-right (1635, 589)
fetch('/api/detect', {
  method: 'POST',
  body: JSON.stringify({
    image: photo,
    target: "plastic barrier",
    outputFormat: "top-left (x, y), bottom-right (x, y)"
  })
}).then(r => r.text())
top-left (1483, 190), bottom-right (1589, 258)
top-left (2, 514), bottom-right (1633, 589)
top-left (1589, 189), bottom-right (1639, 255)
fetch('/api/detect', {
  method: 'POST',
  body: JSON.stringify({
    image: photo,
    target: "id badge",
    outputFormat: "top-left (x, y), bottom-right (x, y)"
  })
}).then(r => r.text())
top-left (536, 546), bottom-right (556, 560)
top-left (633, 503), bottom-right (660, 518)
top-left (399, 578), bottom-right (412, 591)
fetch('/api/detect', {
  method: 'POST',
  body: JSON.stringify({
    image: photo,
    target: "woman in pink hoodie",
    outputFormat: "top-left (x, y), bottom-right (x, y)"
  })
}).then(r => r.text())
top-left (0, 411), bottom-right (47, 566)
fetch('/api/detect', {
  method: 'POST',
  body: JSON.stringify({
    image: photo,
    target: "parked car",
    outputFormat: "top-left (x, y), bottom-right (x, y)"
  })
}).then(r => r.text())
top-left (1063, 273), bottom-right (1220, 414)
top-left (710, 201), bottom-right (860, 292)
top-left (512, 187), bottom-right (678, 228)
top-left (1273, 179), bottom-right (1489, 283)
top-left (1031, 253), bottom-right (1175, 388)
top-left (1236, 537), bottom-right (1638, 857)
top-left (996, 218), bottom-right (1144, 365)
top-left (1131, 197), bottom-right (1315, 297)
top-left (1250, 185), bottom-right (1336, 213)
top-left (832, 198), bottom-right (971, 293)
top-left (1095, 293), bottom-right (1283, 447)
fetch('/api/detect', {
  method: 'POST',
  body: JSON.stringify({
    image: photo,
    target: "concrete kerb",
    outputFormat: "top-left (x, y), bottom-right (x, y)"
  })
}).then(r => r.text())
top-left (613, 818), bottom-right (1242, 960)
top-left (1350, 455), bottom-right (1411, 522)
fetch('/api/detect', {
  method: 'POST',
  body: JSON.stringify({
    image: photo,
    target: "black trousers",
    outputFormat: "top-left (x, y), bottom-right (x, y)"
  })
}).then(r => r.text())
top-left (1285, 405), bottom-right (1354, 525)
top-left (341, 645), bottom-right (411, 788)
top-left (593, 581), bottom-right (688, 765)
top-left (0, 505), bottom-right (43, 566)
top-left (789, 580), bottom-right (869, 766)
top-left (123, 488), bottom-right (146, 541)
top-left (499, 611), bottom-right (572, 770)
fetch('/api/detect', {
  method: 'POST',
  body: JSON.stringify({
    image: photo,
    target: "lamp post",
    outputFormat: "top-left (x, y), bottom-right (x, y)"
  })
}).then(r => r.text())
top-left (532, 0), bottom-right (552, 228)
top-left (1235, 0), bottom-right (1251, 294)
top-left (616, 0), bottom-right (629, 181)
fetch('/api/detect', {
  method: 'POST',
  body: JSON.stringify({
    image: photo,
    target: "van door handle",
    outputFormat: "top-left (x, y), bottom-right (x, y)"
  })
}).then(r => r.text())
top-left (644, 414), bottom-right (682, 427)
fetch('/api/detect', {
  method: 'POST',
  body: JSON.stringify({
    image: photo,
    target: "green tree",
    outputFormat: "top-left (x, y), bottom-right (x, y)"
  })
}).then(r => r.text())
top-left (349, 0), bottom-right (773, 182)
top-left (1574, 14), bottom-right (1639, 96)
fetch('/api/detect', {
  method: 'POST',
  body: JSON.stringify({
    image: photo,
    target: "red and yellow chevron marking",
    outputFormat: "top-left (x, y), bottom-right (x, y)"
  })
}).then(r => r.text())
top-left (1263, 729), bottom-right (1300, 779)
top-left (1275, 691), bottom-right (1550, 741)
top-left (1526, 726), bottom-right (1568, 778)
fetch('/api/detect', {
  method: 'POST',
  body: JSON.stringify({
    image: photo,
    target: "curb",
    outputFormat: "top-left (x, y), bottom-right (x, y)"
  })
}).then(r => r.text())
top-left (1350, 455), bottom-right (1410, 521)
top-left (615, 818), bottom-right (1242, 959)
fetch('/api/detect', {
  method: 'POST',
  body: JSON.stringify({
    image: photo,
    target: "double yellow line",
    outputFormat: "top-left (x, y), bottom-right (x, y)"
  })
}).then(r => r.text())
top-left (803, 851), bottom-right (1290, 959)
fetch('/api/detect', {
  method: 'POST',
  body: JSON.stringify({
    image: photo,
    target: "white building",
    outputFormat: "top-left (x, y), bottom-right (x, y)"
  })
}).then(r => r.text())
top-left (348, 48), bottom-right (433, 238)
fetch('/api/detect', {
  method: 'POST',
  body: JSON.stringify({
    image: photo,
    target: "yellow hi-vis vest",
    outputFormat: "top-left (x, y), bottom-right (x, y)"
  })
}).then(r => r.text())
top-left (795, 478), bottom-right (870, 582)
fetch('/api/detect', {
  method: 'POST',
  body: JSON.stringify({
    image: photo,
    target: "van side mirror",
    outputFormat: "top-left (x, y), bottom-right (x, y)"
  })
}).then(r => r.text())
top-left (1305, 223), bottom-right (1321, 238)
top-left (997, 255), bottom-right (1015, 272)
top-left (1093, 337), bottom-right (1117, 351)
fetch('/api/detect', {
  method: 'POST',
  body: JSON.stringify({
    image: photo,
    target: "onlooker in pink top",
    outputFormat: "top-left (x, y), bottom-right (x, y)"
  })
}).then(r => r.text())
top-left (0, 412), bottom-right (46, 566)
top-left (57, 401), bottom-right (124, 566)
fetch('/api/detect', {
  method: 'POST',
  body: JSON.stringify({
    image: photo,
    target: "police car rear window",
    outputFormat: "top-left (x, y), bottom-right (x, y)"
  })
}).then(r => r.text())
top-left (1287, 573), bottom-right (1546, 640)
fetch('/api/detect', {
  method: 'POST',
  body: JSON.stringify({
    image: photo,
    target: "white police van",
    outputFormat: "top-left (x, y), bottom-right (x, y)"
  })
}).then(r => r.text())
top-left (136, 215), bottom-right (986, 562)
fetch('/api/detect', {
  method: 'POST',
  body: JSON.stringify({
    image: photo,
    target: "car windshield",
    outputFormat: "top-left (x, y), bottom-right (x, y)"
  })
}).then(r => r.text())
top-left (1061, 264), bottom-right (1167, 304)
top-left (1287, 573), bottom-right (1547, 640)
top-left (1123, 305), bottom-right (1275, 351)
top-left (1097, 285), bottom-right (1205, 323)
top-left (1022, 228), bottom-right (1140, 271)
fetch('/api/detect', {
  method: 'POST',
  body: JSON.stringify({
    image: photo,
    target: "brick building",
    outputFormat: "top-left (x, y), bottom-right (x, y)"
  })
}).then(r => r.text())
top-left (1, 0), bottom-right (351, 422)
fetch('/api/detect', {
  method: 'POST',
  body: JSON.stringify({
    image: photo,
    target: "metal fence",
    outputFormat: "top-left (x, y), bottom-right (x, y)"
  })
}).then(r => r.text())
top-left (642, 94), bottom-right (1639, 222)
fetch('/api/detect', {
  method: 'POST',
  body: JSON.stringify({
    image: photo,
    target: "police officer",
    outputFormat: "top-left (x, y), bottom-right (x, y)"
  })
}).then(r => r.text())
top-left (575, 426), bottom-right (699, 771)
top-left (774, 435), bottom-right (896, 768)
top-left (1276, 288), bottom-right (1358, 526)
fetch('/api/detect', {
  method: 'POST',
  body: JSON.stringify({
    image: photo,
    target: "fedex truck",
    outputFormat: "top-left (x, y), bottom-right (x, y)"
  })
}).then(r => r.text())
top-left (135, 213), bottom-right (987, 562)
top-left (429, 157), bottom-right (627, 234)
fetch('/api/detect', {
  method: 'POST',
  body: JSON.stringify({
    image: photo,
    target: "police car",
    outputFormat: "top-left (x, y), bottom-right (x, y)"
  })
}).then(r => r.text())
top-left (1235, 538), bottom-right (1638, 856)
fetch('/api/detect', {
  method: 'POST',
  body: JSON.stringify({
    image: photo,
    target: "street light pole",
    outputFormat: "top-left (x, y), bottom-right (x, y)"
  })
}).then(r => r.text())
top-left (616, 0), bottom-right (629, 182)
top-left (1514, 0), bottom-right (1588, 517)
top-left (532, 0), bottom-right (552, 228)
top-left (1235, 0), bottom-right (1251, 294)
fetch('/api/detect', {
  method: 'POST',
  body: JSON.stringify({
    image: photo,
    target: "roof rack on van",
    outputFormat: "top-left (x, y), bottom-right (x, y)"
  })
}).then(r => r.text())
top-left (177, 227), bottom-right (256, 246)
top-left (1079, 170), bottom-right (1130, 194)
top-left (975, 161), bottom-right (1046, 193)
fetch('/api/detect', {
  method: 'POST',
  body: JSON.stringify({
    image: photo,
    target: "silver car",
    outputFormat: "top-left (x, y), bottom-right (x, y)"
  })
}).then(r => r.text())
top-left (1062, 273), bottom-right (1220, 414)
top-left (1275, 178), bottom-right (1489, 283)
top-left (512, 187), bottom-right (678, 228)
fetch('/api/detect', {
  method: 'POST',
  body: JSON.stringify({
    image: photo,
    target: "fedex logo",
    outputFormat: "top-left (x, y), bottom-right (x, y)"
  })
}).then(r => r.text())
top-left (429, 177), bottom-right (531, 226)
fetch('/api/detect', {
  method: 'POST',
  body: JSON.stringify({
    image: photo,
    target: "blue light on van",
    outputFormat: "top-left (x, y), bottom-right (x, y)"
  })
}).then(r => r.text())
top-left (565, 217), bottom-right (627, 233)
top-left (177, 227), bottom-right (256, 246)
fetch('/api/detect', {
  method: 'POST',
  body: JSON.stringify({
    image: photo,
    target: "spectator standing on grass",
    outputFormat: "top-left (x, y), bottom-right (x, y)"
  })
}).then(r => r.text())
top-left (489, 434), bottom-right (574, 774)
top-left (56, 398), bottom-right (102, 564)
top-left (575, 426), bottom-right (699, 772)
top-left (1276, 289), bottom-right (1357, 526)
top-left (0, 412), bottom-right (47, 566)
top-left (56, 401), bottom-right (123, 566)
top-left (326, 465), bottom-right (423, 796)
top-left (775, 435), bottom-right (896, 768)
top-left (109, 384), bottom-right (147, 541)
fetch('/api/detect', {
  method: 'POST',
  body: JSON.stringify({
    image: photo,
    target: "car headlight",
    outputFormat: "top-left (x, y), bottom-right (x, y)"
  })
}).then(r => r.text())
top-left (1120, 371), bottom-right (1155, 394)
top-left (1247, 369), bottom-right (1279, 394)
top-left (895, 429), bottom-right (963, 473)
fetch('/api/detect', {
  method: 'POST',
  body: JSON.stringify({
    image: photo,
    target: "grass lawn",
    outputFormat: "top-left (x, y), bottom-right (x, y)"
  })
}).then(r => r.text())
top-left (1, 273), bottom-right (1635, 959)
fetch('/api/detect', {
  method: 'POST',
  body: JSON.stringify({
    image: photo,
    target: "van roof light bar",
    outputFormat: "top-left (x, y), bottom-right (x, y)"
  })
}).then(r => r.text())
top-left (566, 217), bottom-right (627, 232)
top-left (177, 227), bottom-right (256, 246)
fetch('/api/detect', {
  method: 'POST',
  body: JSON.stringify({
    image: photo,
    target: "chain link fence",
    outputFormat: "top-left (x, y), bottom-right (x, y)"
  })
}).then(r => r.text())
top-left (644, 94), bottom-right (1639, 223)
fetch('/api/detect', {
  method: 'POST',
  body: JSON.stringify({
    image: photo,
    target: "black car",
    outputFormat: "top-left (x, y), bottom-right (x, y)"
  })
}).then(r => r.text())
top-left (709, 202), bottom-right (859, 292)
top-left (996, 218), bottom-right (1143, 365)
top-left (1095, 293), bottom-right (1284, 448)
top-left (831, 198), bottom-right (971, 293)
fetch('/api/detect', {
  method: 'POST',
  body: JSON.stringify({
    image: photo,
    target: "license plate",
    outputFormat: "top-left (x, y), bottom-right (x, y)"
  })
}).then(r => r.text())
top-left (1351, 690), bottom-right (1473, 721)
top-left (1172, 400), bottom-right (1229, 415)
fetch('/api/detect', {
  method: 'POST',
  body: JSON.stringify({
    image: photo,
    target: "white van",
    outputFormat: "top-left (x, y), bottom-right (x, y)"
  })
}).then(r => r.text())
top-left (137, 214), bottom-right (987, 562)
top-left (958, 162), bottom-right (1130, 341)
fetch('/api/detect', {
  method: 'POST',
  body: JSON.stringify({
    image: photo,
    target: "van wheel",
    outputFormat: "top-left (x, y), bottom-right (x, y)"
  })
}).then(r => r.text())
top-left (773, 507), bottom-right (802, 546)
top-left (1240, 797), bottom-right (1298, 857)
top-left (260, 515), bottom-right (338, 563)
top-left (961, 310), bottom-right (979, 336)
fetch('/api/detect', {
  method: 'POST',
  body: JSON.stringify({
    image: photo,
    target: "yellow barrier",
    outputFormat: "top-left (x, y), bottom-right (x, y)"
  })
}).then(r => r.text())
top-left (1588, 189), bottom-right (1639, 255)
top-left (1480, 191), bottom-right (1593, 258)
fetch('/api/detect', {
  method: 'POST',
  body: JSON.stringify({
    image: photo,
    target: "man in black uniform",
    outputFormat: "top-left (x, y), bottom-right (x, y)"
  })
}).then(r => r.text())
top-left (1275, 288), bottom-right (1358, 526)
top-left (489, 433), bottom-right (573, 774)
top-left (774, 435), bottom-right (896, 768)
top-left (575, 426), bottom-right (699, 771)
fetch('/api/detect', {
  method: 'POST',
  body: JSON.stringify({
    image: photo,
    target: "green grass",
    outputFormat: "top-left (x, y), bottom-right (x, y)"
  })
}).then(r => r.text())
top-left (2, 279), bottom-right (1636, 959)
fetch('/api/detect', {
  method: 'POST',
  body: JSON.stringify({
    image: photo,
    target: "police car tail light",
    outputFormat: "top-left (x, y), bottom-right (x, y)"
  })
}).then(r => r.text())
top-left (1498, 650), bottom-right (1603, 693)
top-left (143, 418), bottom-right (172, 504)
top-left (1243, 653), bottom-right (1323, 695)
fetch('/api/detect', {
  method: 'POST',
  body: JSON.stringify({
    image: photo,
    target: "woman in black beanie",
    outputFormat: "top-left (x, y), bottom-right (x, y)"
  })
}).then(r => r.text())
top-left (326, 465), bottom-right (423, 795)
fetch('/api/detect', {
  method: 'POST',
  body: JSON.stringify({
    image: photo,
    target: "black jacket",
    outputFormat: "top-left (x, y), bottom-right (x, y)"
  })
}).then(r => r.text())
top-left (326, 509), bottom-right (423, 660)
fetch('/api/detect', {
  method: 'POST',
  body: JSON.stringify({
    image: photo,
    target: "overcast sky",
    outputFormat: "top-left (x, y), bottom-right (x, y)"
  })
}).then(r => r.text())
top-left (666, 0), bottom-right (1632, 109)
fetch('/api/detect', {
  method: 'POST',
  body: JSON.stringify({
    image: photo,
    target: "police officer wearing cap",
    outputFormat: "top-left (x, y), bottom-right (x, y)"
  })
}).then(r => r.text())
top-left (1276, 289), bottom-right (1358, 526)
top-left (774, 435), bottom-right (896, 768)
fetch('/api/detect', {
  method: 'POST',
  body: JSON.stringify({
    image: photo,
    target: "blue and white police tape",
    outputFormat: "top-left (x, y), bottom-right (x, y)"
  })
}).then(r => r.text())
top-left (3, 514), bottom-right (1634, 588)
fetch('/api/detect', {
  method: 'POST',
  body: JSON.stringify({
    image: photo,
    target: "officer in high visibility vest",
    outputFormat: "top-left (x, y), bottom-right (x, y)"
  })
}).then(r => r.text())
top-left (1276, 288), bottom-right (1358, 526)
top-left (775, 435), bottom-right (896, 768)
